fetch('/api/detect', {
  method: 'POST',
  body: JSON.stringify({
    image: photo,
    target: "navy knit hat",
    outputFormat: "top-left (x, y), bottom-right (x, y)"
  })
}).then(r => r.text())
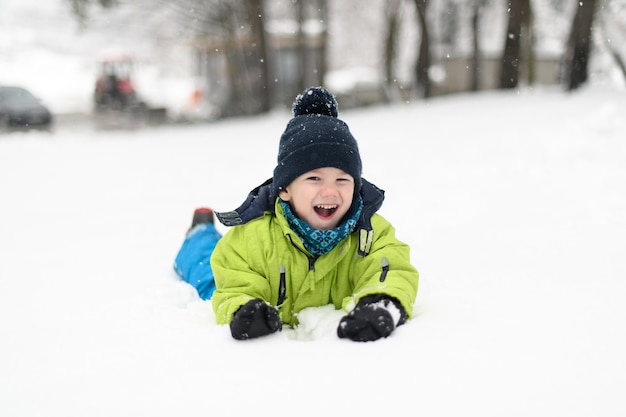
top-left (273, 87), bottom-right (362, 195)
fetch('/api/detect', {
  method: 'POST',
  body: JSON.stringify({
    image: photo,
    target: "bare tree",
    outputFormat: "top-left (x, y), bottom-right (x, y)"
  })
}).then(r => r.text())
top-left (383, 0), bottom-right (403, 101)
top-left (469, 0), bottom-right (483, 91)
top-left (597, 8), bottom-right (626, 84)
top-left (227, 0), bottom-right (270, 115)
top-left (165, 0), bottom-right (271, 116)
top-left (295, 0), bottom-right (307, 92)
top-left (245, 0), bottom-right (270, 113)
top-left (562, 0), bottom-right (598, 91)
top-left (67, 0), bottom-right (117, 26)
top-left (525, 2), bottom-right (536, 86)
top-left (292, 0), bottom-right (327, 92)
top-left (499, 0), bottom-right (531, 89)
top-left (318, 0), bottom-right (329, 88)
top-left (413, 0), bottom-right (432, 98)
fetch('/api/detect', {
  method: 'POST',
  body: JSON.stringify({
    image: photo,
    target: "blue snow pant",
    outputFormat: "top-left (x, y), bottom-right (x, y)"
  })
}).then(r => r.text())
top-left (173, 223), bottom-right (222, 300)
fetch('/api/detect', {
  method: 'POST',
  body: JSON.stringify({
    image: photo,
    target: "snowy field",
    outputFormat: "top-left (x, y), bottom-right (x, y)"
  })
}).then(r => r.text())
top-left (1, 85), bottom-right (625, 416)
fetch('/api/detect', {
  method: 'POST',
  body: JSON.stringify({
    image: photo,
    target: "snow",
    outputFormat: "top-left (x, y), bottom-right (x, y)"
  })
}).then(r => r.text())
top-left (2, 0), bottom-right (626, 415)
top-left (2, 84), bottom-right (626, 416)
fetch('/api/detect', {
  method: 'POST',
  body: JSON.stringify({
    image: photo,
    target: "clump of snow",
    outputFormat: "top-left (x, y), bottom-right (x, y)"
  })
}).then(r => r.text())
top-left (285, 305), bottom-right (346, 341)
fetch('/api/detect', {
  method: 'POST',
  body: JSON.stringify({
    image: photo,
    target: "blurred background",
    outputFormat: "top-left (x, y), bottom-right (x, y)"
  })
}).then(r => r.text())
top-left (1, 0), bottom-right (625, 131)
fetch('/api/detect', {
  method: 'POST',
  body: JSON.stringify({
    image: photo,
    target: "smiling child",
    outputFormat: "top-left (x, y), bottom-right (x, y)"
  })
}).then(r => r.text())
top-left (176, 86), bottom-right (419, 342)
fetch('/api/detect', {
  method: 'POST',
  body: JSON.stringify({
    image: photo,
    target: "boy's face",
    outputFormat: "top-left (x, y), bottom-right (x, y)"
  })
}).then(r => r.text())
top-left (279, 167), bottom-right (355, 230)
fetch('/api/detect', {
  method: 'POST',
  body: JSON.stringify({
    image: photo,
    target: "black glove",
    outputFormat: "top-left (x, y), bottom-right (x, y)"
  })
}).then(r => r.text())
top-left (337, 295), bottom-right (406, 342)
top-left (230, 299), bottom-right (282, 340)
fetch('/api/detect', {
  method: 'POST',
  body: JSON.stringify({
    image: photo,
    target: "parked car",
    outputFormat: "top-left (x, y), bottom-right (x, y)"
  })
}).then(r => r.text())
top-left (0, 86), bottom-right (53, 130)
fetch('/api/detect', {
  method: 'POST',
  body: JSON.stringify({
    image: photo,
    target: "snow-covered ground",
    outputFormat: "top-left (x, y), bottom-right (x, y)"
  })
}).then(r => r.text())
top-left (1, 84), bottom-right (625, 416)
top-left (3, 0), bottom-right (626, 415)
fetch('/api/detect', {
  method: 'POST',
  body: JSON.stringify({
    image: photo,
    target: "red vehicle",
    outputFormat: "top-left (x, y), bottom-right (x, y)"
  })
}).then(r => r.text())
top-left (94, 53), bottom-right (140, 111)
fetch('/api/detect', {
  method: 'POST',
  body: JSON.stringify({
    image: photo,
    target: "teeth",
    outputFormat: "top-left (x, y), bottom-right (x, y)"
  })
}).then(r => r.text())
top-left (316, 204), bottom-right (337, 209)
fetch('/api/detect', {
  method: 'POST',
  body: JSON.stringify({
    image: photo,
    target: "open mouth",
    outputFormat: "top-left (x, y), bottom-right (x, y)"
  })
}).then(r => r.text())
top-left (314, 204), bottom-right (338, 218)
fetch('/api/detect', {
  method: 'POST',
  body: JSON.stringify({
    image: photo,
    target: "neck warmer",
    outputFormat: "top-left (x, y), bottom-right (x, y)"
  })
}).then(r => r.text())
top-left (280, 196), bottom-right (363, 256)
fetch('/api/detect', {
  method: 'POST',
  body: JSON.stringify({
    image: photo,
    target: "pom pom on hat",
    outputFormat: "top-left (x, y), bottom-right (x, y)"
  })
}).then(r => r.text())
top-left (273, 87), bottom-right (362, 195)
top-left (292, 86), bottom-right (339, 118)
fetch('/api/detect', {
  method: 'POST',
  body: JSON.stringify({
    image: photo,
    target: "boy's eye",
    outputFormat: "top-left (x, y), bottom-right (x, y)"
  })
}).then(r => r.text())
top-left (306, 176), bottom-right (321, 181)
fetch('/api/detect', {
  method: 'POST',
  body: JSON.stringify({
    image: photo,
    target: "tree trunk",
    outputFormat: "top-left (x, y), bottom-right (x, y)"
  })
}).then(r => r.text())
top-left (562, 0), bottom-right (597, 91)
top-left (499, 0), bottom-right (529, 89)
top-left (598, 12), bottom-right (626, 84)
top-left (469, 1), bottom-right (481, 91)
top-left (318, 0), bottom-right (328, 87)
top-left (247, 0), bottom-right (270, 112)
top-left (524, 1), bottom-right (535, 86)
top-left (295, 0), bottom-right (307, 92)
top-left (414, 0), bottom-right (431, 98)
top-left (221, 4), bottom-right (243, 116)
top-left (250, 0), bottom-right (271, 112)
top-left (222, 0), bottom-right (269, 116)
top-left (383, 0), bottom-right (402, 101)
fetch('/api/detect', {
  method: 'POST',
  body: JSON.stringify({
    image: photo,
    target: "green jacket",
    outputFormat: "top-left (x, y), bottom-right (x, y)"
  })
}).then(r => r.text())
top-left (211, 179), bottom-right (419, 326)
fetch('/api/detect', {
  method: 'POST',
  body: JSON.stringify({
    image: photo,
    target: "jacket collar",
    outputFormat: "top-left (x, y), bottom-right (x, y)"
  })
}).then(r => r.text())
top-left (215, 178), bottom-right (385, 256)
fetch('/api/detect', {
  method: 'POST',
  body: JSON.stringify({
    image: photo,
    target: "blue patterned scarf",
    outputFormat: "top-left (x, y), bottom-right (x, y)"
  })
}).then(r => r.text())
top-left (279, 196), bottom-right (363, 256)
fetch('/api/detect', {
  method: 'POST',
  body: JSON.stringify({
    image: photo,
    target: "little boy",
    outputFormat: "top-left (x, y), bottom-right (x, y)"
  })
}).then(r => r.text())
top-left (176, 86), bottom-right (418, 342)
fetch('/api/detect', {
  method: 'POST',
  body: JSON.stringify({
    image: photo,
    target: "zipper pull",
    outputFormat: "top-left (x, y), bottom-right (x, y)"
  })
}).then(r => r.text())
top-left (277, 264), bottom-right (287, 306)
top-left (379, 257), bottom-right (389, 282)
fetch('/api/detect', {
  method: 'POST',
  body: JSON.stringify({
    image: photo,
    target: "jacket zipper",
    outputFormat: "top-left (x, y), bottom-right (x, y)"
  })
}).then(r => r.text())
top-left (379, 257), bottom-right (389, 282)
top-left (280, 234), bottom-right (319, 302)
top-left (277, 264), bottom-right (287, 306)
top-left (287, 234), bottom-right (318, 271)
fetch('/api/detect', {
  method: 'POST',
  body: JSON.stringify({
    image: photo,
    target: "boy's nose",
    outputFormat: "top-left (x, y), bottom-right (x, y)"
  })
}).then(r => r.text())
top-left (320, 184), bottom-right (339, 196)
